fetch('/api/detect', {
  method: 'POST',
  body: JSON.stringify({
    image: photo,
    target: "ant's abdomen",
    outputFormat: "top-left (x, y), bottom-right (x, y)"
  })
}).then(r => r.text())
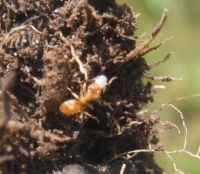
top-left (59, 99), bottom-right (82, 116)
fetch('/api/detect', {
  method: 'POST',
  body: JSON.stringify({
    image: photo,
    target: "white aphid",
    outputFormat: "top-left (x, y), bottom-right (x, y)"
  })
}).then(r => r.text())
top-left (93, 75), bottom-right (107, 89)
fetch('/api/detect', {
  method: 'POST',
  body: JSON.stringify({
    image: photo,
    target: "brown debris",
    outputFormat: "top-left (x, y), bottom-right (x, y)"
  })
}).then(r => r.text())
top-left (126, 9), bottom-right (168, 61)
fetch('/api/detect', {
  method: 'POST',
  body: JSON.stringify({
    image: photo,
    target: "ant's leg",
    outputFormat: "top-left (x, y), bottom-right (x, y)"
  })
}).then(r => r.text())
top-left (82, 111), bottom-right (99, 122)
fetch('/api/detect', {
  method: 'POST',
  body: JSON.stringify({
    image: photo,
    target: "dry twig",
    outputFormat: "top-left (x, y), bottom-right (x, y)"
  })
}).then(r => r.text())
top-left (126, 9), bottom-right (168, 61)
top-left (149, 52), bottom-right (173, 69)
top-left (119, 164), bottom-right (126, 174)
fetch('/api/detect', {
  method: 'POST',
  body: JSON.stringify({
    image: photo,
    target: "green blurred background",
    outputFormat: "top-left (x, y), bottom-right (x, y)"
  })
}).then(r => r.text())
top-left (117, 0), bottom-right (200, 173)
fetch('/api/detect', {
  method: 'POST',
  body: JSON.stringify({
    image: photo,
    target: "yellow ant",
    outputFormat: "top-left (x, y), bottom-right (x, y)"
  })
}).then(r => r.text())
top-left (59, 75), bottom-right (107, 116)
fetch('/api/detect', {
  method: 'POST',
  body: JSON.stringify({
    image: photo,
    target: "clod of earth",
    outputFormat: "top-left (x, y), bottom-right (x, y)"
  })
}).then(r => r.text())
top-left (0, 0), bottom-right (167, 173)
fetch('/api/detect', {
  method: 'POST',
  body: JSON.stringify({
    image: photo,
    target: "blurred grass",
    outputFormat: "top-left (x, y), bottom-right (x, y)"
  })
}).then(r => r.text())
top-left (117, 0), bottom-right (200, 173)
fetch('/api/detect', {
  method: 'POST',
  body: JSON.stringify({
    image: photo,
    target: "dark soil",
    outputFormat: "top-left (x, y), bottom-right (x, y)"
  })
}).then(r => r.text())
top-left (0, 0), bottom-right (163, 173)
